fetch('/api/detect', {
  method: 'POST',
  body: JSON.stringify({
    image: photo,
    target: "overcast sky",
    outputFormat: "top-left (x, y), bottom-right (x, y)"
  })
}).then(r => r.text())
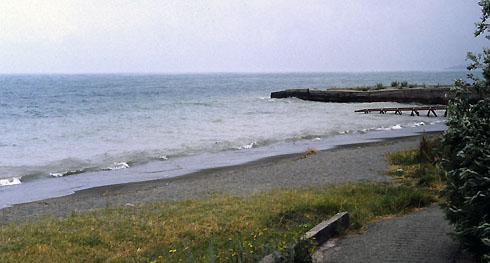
top-left (0, 0), bottom-right (487, 73)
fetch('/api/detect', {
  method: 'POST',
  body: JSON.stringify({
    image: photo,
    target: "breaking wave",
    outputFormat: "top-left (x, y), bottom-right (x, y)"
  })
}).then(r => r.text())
top-left (106, 162), bottom-right (130, 170)
top-left (236, 142), bottom-right (257, 150)
top-left (0, 177), bottom-right (22, 187)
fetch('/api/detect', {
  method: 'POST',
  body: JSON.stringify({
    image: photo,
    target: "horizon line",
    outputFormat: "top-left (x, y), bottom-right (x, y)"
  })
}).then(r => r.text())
top-left (0, 69), bottom-right (468, 75)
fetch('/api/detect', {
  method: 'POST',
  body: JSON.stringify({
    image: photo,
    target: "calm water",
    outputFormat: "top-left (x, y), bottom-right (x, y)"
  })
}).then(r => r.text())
top-left (0, 72), bottom-right (466, 206)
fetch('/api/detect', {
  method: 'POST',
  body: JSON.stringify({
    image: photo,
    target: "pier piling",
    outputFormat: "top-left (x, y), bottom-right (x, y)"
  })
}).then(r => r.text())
top-left (355, 106), bottom-right (447, 117)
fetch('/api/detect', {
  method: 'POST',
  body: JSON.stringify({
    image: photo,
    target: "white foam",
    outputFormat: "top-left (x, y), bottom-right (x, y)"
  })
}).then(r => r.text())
top-left (430, 120), bottom-right (444, 125)
top-left (236, 142), bottom-right (257, 150)
top-left (107, 162), bottom-right (130, 170)
top-left (411, 122), bottom-right (426, 127)
top-left (159, 155), bottom-right (169, 160)
top-left (0, 177), bottom-right (22, 187)
top-left (312, 137), bottom-right (321, 141)
top-left (49, 169), bottom-right (84, 178)
top-left (391, 124), bottom-right (403, 130)
top-left (50, 172), bottom-right (64, 177)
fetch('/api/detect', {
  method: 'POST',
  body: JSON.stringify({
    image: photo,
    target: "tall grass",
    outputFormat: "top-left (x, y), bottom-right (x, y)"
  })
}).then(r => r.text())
top-left (0, 183), bottom-right (435, 263)
top-left (386, 137), bottom-right (445, 189)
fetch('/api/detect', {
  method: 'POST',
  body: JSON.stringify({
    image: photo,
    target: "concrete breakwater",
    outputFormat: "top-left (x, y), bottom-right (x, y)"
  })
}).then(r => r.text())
top-left (270, 87), bottom-right (455, 105)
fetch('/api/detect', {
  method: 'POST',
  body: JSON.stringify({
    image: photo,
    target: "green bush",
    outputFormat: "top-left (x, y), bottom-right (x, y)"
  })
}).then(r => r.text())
top-left (441, 97), bottom-right (490, 260)
top-left (440, 1), bottom-right (490, 260)
top-left (375, 83), bottom-right (385, 90)
top-left (391, 81), bottom-right (399, 87)
top-left (401, 81), bottom-right (408, 87)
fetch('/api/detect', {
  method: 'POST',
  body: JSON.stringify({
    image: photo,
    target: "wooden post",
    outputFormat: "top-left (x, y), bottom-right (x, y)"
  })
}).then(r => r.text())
top-left (355, 106), bottom-right (446, 117)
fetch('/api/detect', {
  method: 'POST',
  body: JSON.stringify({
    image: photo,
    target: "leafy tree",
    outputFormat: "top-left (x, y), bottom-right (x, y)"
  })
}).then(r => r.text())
top-left (440, 1), bottom-right (490, 261)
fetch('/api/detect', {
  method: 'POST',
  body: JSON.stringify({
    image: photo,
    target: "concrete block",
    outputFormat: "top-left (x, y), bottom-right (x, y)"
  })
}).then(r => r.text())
top-left (259, 212), bottom-right (349, 263)
top-left (304, 211), bottom-right (350, 245)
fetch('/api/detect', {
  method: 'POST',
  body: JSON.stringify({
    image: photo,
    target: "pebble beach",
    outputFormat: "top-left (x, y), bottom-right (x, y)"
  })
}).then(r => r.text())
top-left (0, 133), bottom-right (440, 222)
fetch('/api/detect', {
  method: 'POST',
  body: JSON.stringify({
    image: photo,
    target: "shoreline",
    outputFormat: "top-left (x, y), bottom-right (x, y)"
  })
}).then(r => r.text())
top-left (0, 131), bottom-right (443, 223)
top-left (0, 123), bottom-right (447, 208)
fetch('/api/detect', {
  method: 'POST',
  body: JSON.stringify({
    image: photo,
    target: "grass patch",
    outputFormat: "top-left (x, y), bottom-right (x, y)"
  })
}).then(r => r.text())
top-left (386, 137), bottom-right (446, 189)
top-left (0, 183), bottom-right (435, 263)
top-left (386, 148), bottom-right (419, 166)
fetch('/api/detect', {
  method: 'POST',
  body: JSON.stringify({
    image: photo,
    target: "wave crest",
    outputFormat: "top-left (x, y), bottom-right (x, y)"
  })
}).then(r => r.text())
top-left (236, 142), bottom-right (257, 150)
top-left (0, 177), bottom-right (22, 187)
top-left (49, 169), bottom-right (86, 178)
top-left (106, 162), bottom-right (130, 170)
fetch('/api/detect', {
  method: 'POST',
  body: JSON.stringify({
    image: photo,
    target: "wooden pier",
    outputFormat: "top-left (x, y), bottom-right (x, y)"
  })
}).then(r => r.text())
top-left (355, 106), bottom-right (447, 117)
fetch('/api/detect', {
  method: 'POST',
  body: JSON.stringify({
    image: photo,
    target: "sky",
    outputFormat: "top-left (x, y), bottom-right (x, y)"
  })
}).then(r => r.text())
top-left (0, 0), bottom-right (488, 73)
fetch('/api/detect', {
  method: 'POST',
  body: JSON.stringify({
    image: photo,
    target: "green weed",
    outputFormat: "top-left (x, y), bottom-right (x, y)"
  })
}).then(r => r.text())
top-left (0, 183), bottom-right (435, 263)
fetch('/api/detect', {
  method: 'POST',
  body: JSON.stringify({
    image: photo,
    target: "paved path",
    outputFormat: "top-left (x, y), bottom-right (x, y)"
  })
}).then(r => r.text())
top-left (314, 205), bottom-right (475, 263)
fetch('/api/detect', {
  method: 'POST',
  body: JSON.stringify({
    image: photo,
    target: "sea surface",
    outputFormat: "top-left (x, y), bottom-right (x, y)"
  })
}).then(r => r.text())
top-left (0, 72), bottom-right (469, 207)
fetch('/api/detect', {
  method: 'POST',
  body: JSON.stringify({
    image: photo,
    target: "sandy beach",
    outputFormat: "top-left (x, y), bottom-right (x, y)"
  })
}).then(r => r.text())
top-left (0, 133), bottom-right (440, 223)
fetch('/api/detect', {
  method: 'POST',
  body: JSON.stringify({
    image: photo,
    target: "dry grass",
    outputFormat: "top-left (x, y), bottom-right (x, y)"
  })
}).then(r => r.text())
top-left (302, 147), bottom-right (319, 158)
top-left (0, 183), bottom-right (435, 263)
top-left (385, 137), bottom-right (445, 189)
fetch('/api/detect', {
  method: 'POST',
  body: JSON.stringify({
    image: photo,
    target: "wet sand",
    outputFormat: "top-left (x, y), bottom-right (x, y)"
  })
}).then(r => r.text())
top-left (0, 133), bottom-right (440, 223)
